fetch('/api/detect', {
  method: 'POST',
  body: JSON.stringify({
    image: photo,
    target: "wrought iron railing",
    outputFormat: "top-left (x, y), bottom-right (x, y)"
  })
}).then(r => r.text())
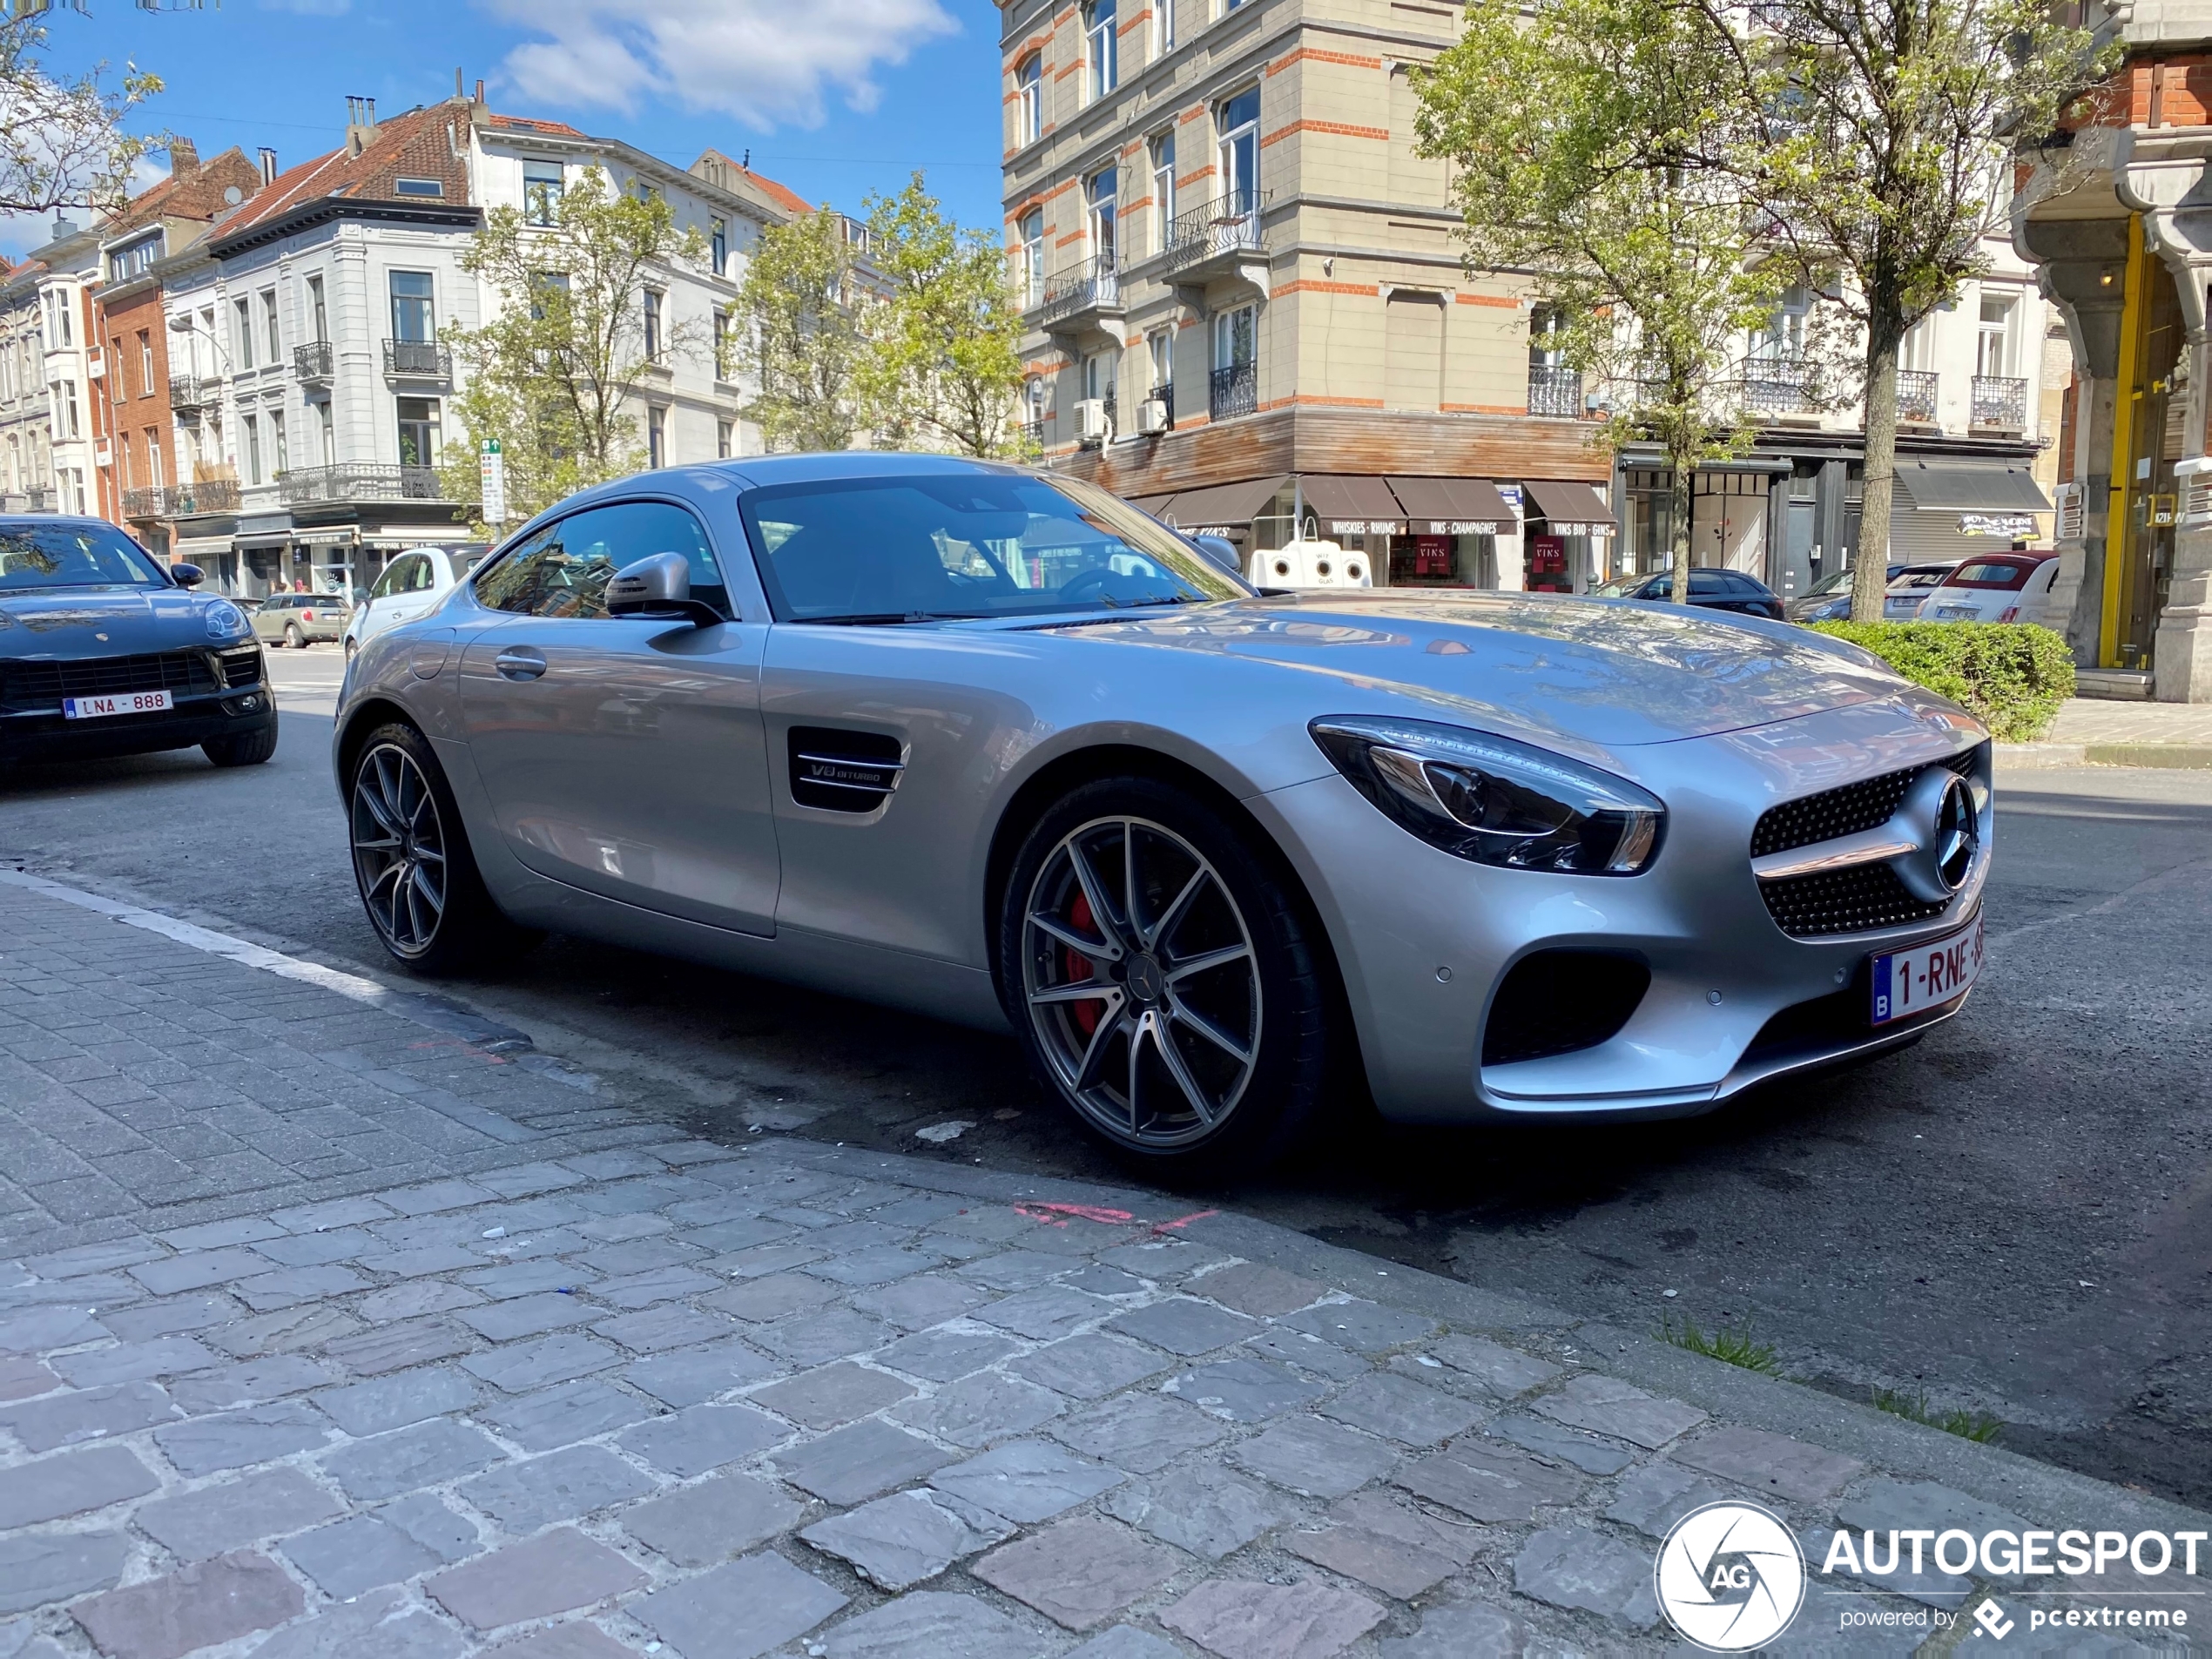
top-left (1158, 191), bottom-right (1270, 277)
top-left (1970, 374), bottom-right (2027, 429)
top-left (121, 486), bottom-right (165, 517)
top-left (1897, 369), bottom-right (1939, 424)
top-left (1527, 364), bottom-right (1583, 418)
top-left (294, 341), bottom-right (334, 381)
top-left (382, 339), bottom-right (452, 378)
top-left (1738, 355), bottom-right (1815, 415)
top-left (276, 463), bottom-right (448, 505)
top-left (1036, 255), bottom-right (1120, 327)
top-left (1209, 361), bottom-right (1258, 421)
top-left (167, 477), bottom-right (241, 514)
top-left (1019, 420), bottom-right (1046, 448)
top-left (169, 376), bottom-right (209, 412)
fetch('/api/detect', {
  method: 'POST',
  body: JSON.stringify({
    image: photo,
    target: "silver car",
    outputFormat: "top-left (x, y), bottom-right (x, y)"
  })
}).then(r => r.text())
top-left (334, 455), bottom-right (1992, 1170)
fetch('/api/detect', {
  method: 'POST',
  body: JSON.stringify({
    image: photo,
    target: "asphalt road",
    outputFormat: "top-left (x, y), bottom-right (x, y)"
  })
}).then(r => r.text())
top-left (4, 645), bottom-right (2209, 1507)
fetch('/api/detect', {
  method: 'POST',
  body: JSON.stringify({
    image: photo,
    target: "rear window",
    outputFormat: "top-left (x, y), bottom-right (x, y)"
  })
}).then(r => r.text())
top-left (1946, 560), bottom-right (2030, 590)
top-left (1896, 568), bottom-right (1952, 589)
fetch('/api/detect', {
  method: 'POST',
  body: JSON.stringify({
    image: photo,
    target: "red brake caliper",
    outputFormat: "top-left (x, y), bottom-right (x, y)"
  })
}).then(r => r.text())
top-left (1068, 890), bottom-right (1102, 1036)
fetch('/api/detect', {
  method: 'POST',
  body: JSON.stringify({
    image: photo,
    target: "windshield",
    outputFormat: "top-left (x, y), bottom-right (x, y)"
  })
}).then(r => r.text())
top-left (1804, 568), bottom-right (1851, 597)
top-left (0, 522), bottom-right (168, 592)
top-left (739, 471), bottom-right (1251, 624)
top-left (1590, 576), bottom-right (1642, 597)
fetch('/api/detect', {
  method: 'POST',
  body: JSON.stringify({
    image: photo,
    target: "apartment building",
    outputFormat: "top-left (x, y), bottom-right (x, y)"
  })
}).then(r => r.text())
top-left (0, 259), bottom-right (54, 511)
top-left (0, 220), bottom-right (105, 520)
top-left (1001, 0), bottom-right (1616, 590)
top-left (90, 139), bottom-right (268, 556)
top-left (1000, 0), bottom-right (2065, 597)
top-left (143, 91), bottom-right (803, 600)
top-left (2013, 7), bottom-right (2212, 702)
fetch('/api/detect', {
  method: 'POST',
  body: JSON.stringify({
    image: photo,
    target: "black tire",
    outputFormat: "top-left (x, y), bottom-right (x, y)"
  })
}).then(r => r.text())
top-left (347, 721), bottom-right (530, 975)
top-left (202, 720), bottom-right (279, 767)
top-left (284, 623), bottom-right (305, 649)
top-left (997, 775), bottom-right (1335, 1174)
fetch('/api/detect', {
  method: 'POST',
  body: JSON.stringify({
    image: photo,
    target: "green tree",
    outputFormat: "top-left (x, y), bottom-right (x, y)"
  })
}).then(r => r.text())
top-left (855, 173), bottom-right (1028, 458)
top-left (440, 166), bottom-right (705, 530)
top-left (0, 12), bottom-right (164, 215)
top-left (736, 206), bottom-right (866, 453)
top-left (1732, 0), bottom-right (2109, 620)
top-left (1415, 0), bottom-right (1782, 605)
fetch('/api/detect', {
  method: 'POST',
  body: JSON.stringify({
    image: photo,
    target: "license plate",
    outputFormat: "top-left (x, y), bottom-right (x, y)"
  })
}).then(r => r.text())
top-left (1934, 604), bottom-right (1975, 620)
top-left (62, 689), bottom-right (172, 720)
top-left (1871, 915), bottom-right (1984, 1025)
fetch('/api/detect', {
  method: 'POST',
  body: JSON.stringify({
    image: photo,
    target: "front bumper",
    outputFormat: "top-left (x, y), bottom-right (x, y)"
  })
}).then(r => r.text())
top-left (1251, 699), bottom-right (1991, 1123)
top-left (0, 687), bottom-right (274, 764)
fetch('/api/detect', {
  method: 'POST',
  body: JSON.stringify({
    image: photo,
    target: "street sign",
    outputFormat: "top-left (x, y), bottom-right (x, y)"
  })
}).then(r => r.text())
top-left (479, 439), bottom-right (507, 525)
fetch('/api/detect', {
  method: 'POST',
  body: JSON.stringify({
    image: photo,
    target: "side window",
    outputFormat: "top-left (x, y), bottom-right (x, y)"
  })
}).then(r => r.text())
top-left (474, 502), bottom-right (727, 619)
top-left (368, 557), bottom-right (409, 600)
top-left (1689, 570), bottom-right (1726, 596)
top-left (402, 556), bottom-right (436, 594)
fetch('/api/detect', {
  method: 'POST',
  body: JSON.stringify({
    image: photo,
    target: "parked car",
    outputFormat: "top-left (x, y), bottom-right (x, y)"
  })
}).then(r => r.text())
top-left (344, 546), bottom-right (487, 660)
top-left (253, 591), bottom-right (353, 648)
top-left (334, 455), bottom-right (1991, 1170)
top-left (1591, 567), bottom-right (1786, 619)
top-left (1884, 561), bottom-right (1962, 621)
top-left (1786, 563), bottom-right (1912, 624)
top-left (0, 516), bottom-right (275, 767)
top-left (1912, 552), bottom-right (2062, 625)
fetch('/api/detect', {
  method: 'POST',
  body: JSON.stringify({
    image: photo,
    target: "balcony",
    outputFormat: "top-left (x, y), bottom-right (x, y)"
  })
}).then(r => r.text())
top-left (1527, 364), bottom-right (1584, 418)
top-left (277, 463), bottom-right (448, 506)
top-left (121, 485), bottom-right (166, 519)
top-left (1738, 356), bottom-right (1816, 416)
top-left (1019, 419), bottom-right (1045, 449)
top-left (382, 339), bottom-right (451, 379)
top-left (294, 341), bottom-right (334, 383)
top-left (1157, 192), bottom-right (1271, 286)
top-left (167, 476), bottom-right (241, 515)
top-left (0, 488), bottom-right (52, 513)
top-left (1209, 361), bottom-right (1258, 422)
top-left (170, 376), bottom-right (210, 413)
top-left (1035, 255), bottom-right (1123, 334)
top-left (1971, 374), bottom-right (2027, 430)
top-left (1897, 369), bottom-right (1939, 425)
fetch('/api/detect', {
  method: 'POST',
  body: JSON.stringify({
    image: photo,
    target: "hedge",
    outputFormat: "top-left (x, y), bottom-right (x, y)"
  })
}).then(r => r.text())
top-left (1809, 622), bottom-right (2076, 742)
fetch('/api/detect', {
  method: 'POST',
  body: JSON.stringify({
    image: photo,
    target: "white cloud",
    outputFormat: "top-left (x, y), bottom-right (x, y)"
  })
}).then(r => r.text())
top-left (482, 0), bottom-right (960, 132)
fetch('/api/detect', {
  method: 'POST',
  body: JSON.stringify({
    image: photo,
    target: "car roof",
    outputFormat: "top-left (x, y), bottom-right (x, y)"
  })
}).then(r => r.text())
top-left (0, 515), bottom-right (125, 533)
top-left (1943, 551), bottom-right (2051, 571)
top-left (1892, 561), bottom-right (1961, 577)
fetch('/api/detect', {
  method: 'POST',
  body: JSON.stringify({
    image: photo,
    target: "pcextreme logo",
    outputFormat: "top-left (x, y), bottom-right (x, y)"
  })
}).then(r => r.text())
top-left (1654, 1501), bottom-right (1808, 1651)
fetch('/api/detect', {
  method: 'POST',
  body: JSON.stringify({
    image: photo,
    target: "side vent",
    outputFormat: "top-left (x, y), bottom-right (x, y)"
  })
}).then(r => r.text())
top-left (789, 725), bottom-right (904, 813)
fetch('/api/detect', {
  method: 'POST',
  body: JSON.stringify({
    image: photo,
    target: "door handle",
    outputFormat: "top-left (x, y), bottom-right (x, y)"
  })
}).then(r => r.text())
top-left (495, 649), bottom-right (546, 681)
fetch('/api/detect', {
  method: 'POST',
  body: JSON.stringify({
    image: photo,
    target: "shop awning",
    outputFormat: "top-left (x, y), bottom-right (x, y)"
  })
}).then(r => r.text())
top-left (1157, 475), bottom-right (1287, 535)
top-left (1299, 475), bottom-right (1405, 536)
top-left (1893, 462), bottom-right (2051, 514)
top-left (1387, 476), bottom-right (1517, 536)
top-left (1128, 494), bottom-right (1177, 518)
top-left (1521, 480), bottom-right (1616, 536)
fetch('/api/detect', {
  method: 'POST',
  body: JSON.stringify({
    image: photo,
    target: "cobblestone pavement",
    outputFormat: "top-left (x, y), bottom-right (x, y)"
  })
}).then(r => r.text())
top-left (4, 875), bottom-right (2210, 1657)
top-left (2046, 698), bottom-right (2212, 746)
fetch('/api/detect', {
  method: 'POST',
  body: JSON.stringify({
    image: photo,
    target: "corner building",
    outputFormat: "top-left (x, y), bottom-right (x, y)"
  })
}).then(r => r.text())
top-left (1000, 0), bottom-right (1615, 587)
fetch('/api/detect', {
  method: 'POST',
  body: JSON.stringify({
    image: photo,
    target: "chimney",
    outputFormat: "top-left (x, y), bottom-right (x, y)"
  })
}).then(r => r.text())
top-left (345, 95), bottom-right (378, 158)
top-left (475, 79), bottom-right (485, 105)
top-left (168, 137), bottom-right (200, 179)
top-left (258, 147), bottom-right (278, 186)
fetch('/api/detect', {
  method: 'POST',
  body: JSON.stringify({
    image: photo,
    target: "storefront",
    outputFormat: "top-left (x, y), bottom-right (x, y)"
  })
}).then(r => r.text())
top-left (1379, 476), bottom-right (1517, 590)
top-left (1890, 461), bottom-right (2051, 565)
top-left (1521, 480), bottom-right (1616, 593)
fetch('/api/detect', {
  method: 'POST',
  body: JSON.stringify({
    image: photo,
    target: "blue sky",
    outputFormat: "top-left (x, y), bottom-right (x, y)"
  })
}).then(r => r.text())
top-left (10, 0), bottom-right (1005, 260)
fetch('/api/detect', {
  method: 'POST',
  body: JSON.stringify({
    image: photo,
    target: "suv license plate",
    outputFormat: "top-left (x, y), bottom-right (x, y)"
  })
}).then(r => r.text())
top-left (1871, 915), bottom-right (1983, 1026)
top-left (63, 690), bottom-right (172, 720)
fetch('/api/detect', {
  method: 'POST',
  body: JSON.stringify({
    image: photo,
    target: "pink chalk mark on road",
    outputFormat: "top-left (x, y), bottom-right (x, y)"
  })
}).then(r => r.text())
top-left (1014, 1201), bottom-right (1135, 1228)
top-left (1151, 1209), bottom-right (1219, 1234)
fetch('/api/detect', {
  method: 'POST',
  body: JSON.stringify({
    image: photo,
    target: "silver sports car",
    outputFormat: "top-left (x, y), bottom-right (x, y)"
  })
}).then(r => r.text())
top-left (334, 454), bottom-right (1991, 1169)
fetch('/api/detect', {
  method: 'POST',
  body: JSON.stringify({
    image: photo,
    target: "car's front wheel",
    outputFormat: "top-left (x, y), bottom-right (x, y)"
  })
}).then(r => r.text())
top-left (999, 776), bottom-right (1336, 1172)
top-left (348, 722), bottom-right (523, 974)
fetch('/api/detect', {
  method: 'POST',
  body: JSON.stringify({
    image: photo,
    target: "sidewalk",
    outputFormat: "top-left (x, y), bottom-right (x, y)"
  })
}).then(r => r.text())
top-left (2, 876), bottom-right (2207, 1658)
top-left (2000, 698), bottom-right (2212, 769)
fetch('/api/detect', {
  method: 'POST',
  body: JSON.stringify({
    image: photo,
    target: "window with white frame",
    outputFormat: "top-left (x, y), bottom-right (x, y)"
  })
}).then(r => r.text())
top-left (317, 400), bottom-right (334, 465)
top-left (1018, 211), bottom-right (1045, 307)
top-left (260, 288), bottom-right (280, 363)
top-left (1088, 165), bottom-right (1117, 269)
top-left (717, 418), bottom-right (732, 459)
top-left (1752, 286), bottom-right (1809, 363)
top-left (1149, 328), bottom-right (1173, 395)
top-left (1016, 56), bottom-right (1042, 145)
top-left (1085, 0), bottom-right (1117, 100)
top-left (1157, 0), bottom-right (1175, 55)
top-left (644, 289), bottom-right (665, 362)
top-left (711, 217), bottom-right (728, 275)
top-left (389, 272), bottom-right (435, 343)
top-left (1213, 304), bottom-right (1255, 370)
top-left (271, 409), bottom-right (287, 475)
top-left (396, 396), bottom-right (441, 468)
top-left (308, 275), bottom-right (327, 343)
top-left (648, 405), bottom-right (666, 468)
top-left (523, 162), bottom-right (563, 226)
top-left (233, 297), bottom-right (254, 370)
top-left (138, 330), bottom-right (153, 394)
top-left (712, 307), bottom-right (731, 379)
top-left (243, 413), bottom-right (262, 484)
top-left (1084, 348), bottom-right (1117, 406)
top-left (1150, 133), bottom-right (1176, 253)
top-left (1977, 293), bottom-right (2015, 378)
top-left (1217, 86), bottom-right (1259, 213)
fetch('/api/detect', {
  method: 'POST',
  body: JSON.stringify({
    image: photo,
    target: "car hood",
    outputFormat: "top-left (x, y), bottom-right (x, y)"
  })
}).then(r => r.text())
top-left (0, 587), bottom-right (227, 658)
top-left (1041, 590), bottom-right (1912, 747)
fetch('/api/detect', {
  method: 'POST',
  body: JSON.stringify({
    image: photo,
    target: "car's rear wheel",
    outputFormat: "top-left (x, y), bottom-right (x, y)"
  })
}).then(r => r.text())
top-left (348, 722), bottom-right (525, 974)
top-left (999, 776), bottom-right (1334, 1172)
top-left (285, 623), bottom-right (306, 649)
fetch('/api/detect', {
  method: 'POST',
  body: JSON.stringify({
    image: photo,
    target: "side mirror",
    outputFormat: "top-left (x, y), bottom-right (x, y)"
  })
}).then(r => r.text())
top-left (1188, 534), bottom-right (1242, 577)
top-left (605, 551), bottom-right (721, 627)
top-left (172, 563), bottom-right (205, 589)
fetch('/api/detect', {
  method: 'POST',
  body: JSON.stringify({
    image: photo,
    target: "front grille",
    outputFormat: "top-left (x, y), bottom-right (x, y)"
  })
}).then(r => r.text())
top-left (0, 649), bottom-right (219, 713)
top-left (212, 644), bottom-right (264, 690)
top-left (1750, 746), bottom-right (1979, 858)
top-left (1757, 862), bottom-right (1950, 938)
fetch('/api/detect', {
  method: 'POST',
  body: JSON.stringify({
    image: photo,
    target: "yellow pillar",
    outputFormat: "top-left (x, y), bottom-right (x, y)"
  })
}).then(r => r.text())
top-left (2102, 215), bottom-right (2148, 670)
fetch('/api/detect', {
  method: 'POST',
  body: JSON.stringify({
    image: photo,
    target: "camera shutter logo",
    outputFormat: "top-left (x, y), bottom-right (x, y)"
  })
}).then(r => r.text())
top-left (1654, 1501), bottom-right (1806, 1651)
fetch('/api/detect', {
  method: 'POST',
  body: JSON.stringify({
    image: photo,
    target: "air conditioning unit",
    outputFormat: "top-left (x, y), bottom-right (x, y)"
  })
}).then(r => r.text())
top-left (1074, 399), bottom-right (1110, 442)
top-left (1136, 398), bottom-right (1170, 435)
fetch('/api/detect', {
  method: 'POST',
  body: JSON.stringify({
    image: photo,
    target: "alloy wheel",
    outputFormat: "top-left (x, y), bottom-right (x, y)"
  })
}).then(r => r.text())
top-left (351, 743), bottom-right (448, 958)
top-left (1021, 815), bottom-right (1261, 1149)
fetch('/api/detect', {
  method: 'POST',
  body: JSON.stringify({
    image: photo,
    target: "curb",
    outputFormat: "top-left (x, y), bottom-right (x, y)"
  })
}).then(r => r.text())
top-left (1997, 741), bottom-right (2212, 769)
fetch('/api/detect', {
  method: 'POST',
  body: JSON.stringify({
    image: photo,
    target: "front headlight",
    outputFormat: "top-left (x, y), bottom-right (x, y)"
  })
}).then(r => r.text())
top-left (204, 600), bottom-right (249, 639)
top-left (1310, 715), bottom-right (1665, 875)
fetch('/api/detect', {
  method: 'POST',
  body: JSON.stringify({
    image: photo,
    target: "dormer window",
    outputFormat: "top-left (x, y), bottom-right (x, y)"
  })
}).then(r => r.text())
top-left (393, 178), bottom-right (445, 199)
